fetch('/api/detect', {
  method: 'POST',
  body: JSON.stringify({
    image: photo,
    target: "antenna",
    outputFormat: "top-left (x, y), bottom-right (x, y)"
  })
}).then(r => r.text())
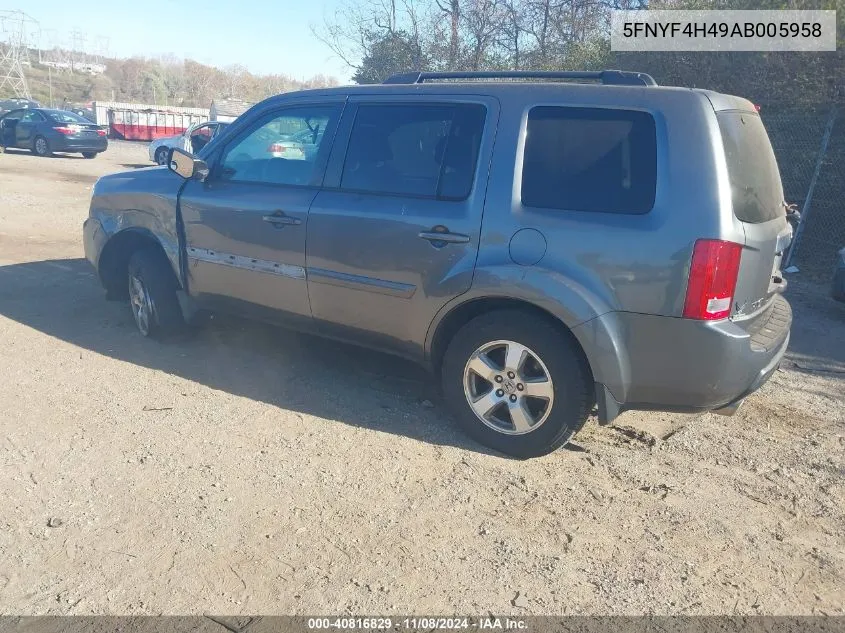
top-left (0, 10), bottom-right (40, 98)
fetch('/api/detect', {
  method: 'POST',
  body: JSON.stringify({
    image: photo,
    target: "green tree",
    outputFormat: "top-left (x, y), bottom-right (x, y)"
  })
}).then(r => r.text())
top-left (353, 30), bottom-right (429, 83)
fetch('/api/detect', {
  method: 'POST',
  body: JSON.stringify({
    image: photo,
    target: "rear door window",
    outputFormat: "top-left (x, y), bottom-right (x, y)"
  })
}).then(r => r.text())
top-left (340, 103), bottom-right (486, 200)
top-left (522, 106), bottom-right (657, 214)
top-left (21, 111), bottom-right (45, 123)
top-left (717, 112), bottom-right (784, 224)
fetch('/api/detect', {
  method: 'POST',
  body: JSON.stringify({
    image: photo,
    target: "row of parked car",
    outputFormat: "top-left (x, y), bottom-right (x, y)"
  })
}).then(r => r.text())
top-left (0, 99), bottom-right (108, 158)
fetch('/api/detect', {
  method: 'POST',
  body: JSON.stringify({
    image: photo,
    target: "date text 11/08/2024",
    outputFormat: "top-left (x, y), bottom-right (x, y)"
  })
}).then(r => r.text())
top-left (306, 617), bottom-right (528, 630)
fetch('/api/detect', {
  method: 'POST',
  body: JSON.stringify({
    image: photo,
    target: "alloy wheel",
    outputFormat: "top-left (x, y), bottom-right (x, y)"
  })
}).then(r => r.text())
top-left (128, 274), bottom-right (154, 336)
top-left (462, 339), bottom-right (554, 435)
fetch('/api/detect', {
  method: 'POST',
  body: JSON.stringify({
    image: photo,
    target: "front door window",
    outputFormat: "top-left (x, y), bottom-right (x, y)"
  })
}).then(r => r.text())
top-left (218, 106), bottom-right (338, 187)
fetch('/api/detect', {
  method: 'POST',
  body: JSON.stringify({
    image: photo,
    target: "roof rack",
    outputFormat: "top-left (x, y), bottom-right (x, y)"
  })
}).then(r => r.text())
top-left (383, 70), bottom-right (657, 87)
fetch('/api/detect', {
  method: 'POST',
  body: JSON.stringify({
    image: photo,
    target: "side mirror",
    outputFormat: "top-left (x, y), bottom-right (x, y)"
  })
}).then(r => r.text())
top-left (784, 202), bottom-right (801, 230)
top-left (168, 147), bottom-right (209, 181)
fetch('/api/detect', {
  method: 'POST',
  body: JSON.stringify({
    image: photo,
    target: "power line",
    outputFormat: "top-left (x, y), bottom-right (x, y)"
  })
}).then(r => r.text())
top-left (0, 10), bottom-right (40, 98)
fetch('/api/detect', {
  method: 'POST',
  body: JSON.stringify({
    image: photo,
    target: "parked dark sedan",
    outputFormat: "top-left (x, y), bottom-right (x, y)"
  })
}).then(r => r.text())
top-left (0, 108), bottom-right (108, 158)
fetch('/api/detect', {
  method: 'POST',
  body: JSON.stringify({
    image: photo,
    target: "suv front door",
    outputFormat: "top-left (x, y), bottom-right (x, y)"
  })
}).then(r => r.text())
top-left (179, 100), bottom-right (344, 319)
top-left (306, 96), bottom-right (496, 356)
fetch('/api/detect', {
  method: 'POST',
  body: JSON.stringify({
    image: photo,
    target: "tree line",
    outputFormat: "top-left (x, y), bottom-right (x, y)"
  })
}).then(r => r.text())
top-left (316, 0), bottom-right (844, 105)
top-left (20, 54), bottom-right (338, 109)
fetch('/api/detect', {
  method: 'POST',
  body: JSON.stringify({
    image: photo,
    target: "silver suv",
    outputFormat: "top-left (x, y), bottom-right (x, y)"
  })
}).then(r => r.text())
top-left (83, 70), bottom-right (793, 457)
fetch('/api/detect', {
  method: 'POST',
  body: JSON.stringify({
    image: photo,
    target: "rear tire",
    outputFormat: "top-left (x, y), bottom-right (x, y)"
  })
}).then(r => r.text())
top-left (154, 147), bottom-right (169, 165)
top-left (441, 310), bottom-right (593, 458)
top-left (32, 136), bottom-right (51, 157)
top-left (82, 151), bottom-right (97, 159)
top-left (127, 249), bottom-right (185, 339)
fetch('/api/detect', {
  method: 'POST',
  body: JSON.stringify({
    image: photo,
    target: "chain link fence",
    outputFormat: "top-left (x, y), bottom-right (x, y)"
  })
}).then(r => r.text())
top-left (762, 101), bottom-right (843, 277)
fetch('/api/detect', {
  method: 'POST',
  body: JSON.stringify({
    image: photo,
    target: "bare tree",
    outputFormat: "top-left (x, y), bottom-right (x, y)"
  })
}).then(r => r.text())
top-left (462, 0), bottom-right (506, 69)
top-left (498, 0), bottom-right (526, 69)
top-left (315, 0), bottom-right (636, 78)
top-left (433, 0), bottom-right (461, 67)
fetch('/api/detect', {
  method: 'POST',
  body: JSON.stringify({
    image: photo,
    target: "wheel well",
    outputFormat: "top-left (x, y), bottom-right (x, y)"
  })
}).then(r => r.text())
top-left (430, 297), bottom-right (595, 383)
top-left (98, 230), bottom-right (176, 299)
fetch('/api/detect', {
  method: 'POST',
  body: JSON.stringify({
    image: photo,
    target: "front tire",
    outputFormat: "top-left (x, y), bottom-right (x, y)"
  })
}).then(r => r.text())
top-left (441, 310), bottom-right (593, 458)
top-left (82, 151), bottom-right (98, 159)
top-left (32, 136), bottom-right (51, 157)
top-left (127, 249), bottom-right (185, 339)
top-left (154, 147), bottom-right (169, 165)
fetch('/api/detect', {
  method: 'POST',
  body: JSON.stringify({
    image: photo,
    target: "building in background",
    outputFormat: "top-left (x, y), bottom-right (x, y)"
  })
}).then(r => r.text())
top-left (210, 98), bottom-right (253, 123)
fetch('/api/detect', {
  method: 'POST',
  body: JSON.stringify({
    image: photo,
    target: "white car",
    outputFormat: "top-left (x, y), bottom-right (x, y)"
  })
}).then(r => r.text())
top-left (148, 121), bottom-right (228, 165)
top-left (266, 127), bottom-right (325, 160)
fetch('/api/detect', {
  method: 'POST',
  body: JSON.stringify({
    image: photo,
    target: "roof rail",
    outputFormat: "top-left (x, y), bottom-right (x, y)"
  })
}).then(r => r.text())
top-left (383, 70), bottom-right (657, 87)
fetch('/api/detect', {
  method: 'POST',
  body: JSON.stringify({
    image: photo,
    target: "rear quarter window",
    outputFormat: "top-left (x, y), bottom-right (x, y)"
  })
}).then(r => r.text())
top-left (521, 106), bottom-right (657, 214)
top-left (717, 111), bottom-right (784, 224)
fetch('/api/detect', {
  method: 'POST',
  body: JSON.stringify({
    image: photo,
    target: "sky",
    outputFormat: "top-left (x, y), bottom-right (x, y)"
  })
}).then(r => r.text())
top-left (12, 0), bottom-right (354, 82)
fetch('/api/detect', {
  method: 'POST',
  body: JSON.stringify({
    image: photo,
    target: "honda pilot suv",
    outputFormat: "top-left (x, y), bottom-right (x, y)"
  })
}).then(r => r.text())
top-left (83, 70), bottom-right (793, 458)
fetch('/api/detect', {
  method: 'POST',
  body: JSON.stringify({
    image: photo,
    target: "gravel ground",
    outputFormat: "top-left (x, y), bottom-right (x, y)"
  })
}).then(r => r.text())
top-left (0, 142), bottom-right (843, 616)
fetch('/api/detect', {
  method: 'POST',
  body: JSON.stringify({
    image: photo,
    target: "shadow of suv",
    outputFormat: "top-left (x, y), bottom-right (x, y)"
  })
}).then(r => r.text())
top-left (82, 70), bottom-right (793, 458)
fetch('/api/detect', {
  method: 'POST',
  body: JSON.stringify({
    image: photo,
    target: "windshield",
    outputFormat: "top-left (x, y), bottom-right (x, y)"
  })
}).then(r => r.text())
top-left (47, 110), bottom-right (93, 124)
top-left (717, 111), bottom-right (785, 224)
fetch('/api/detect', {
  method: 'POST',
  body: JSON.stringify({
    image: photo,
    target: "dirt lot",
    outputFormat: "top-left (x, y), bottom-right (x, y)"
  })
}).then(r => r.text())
top-left (0, 142), bottom-right (843, 616)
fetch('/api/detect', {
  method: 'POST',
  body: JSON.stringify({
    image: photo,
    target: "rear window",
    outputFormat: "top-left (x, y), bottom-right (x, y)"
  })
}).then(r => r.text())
top-left (48, 110), bottom-right (91, 124)
top-left (717, 111), bottom-right (784, 224)
top-left (521, 106), bottom-right (657, 214)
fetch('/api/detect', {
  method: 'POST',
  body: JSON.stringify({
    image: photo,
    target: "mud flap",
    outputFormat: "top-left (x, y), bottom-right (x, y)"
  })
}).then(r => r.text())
top-left (595, 382), bottom-right (623, 425)
top-left (176, 290), bottom-right (199, 323)
top-left (712, 398), bottom-right (745, 416)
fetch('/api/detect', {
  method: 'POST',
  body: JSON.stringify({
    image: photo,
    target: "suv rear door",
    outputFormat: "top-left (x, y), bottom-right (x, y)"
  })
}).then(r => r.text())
top-left (716, 108), bottom-right (792, 322)
top-left (305, 95), bottom-right (497, 357)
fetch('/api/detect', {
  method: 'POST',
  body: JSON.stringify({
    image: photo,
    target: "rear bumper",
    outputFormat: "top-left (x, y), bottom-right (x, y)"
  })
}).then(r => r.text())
top-left (52, 135), bottom-right (108, 152)
top-left (711, 328), bottom-right (789, 415)
top-left (587, 295), bottom-right (792, 422)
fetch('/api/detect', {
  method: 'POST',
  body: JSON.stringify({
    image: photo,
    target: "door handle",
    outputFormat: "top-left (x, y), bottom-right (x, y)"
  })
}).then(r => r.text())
top-left (262, 211), bottom-right (301, 227)
top-left (418, 229), bottom-right (470, 245)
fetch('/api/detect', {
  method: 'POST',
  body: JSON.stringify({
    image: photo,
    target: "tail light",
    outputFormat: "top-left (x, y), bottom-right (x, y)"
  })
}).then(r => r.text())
top-left (53, 126), bottom-right (74, 135)
top-left (268, 143), bottom-right (286, 153)
top-left (683, 239), bottom-right (743, 320)
top-left (96, 129), bottom-right (107, 136)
